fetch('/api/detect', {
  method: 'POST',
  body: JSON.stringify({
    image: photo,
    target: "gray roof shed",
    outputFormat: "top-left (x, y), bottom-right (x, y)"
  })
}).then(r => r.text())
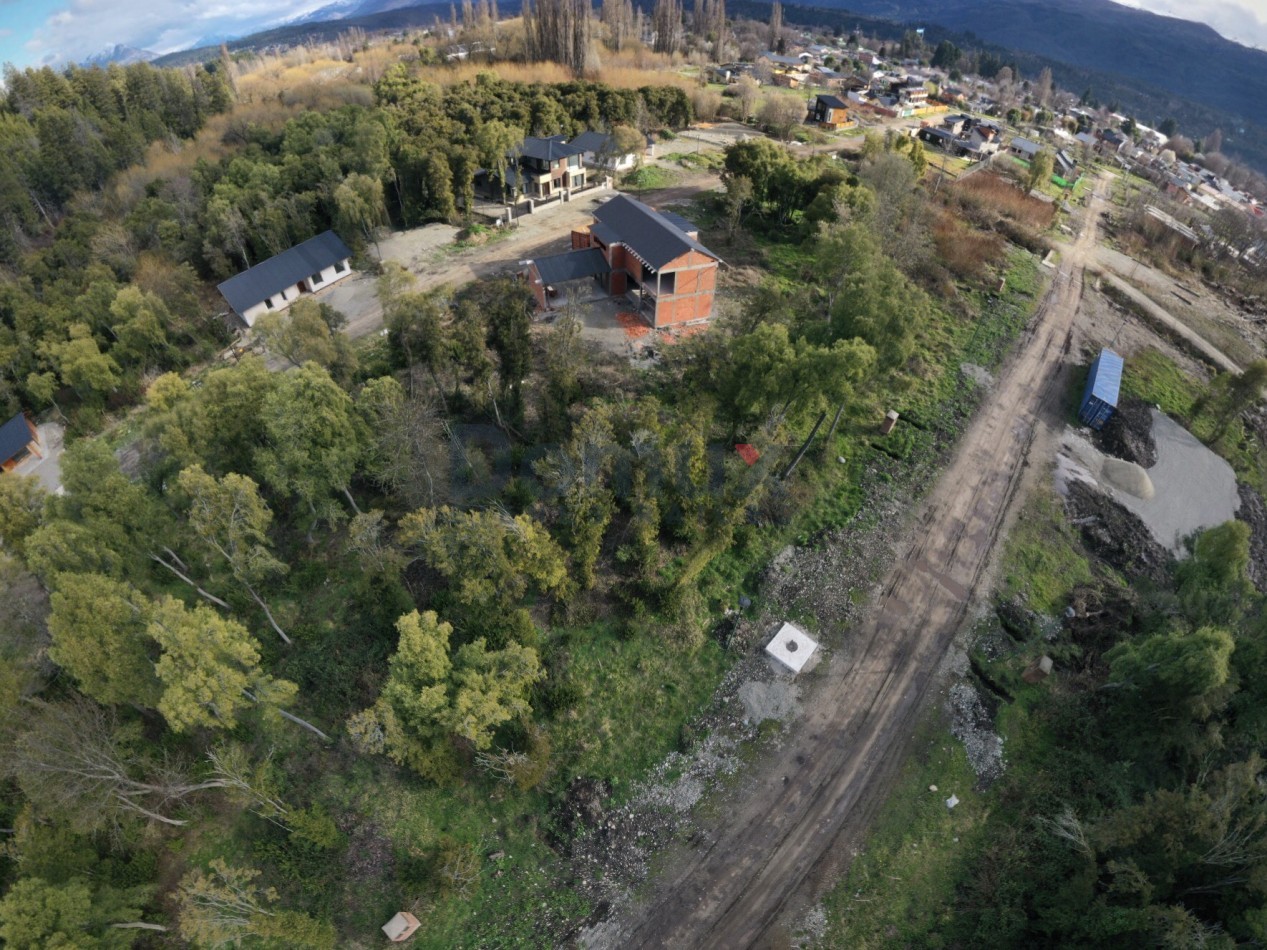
top-left (533, 248), bottom-right (611, 286)
top-left (217, 231), bottom-right (352, 316)
top-left (0, 413), bottom-right (34, 467)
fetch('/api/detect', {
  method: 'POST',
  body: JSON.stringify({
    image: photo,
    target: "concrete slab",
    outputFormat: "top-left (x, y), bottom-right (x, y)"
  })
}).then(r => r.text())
top-left (12, 421), bottom-right (64, 494)
top-left (765, 622), bottom-right (818, 674)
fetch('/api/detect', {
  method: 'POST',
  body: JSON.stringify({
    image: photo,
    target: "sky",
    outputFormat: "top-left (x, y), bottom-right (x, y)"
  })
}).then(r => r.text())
top-left (0, 0), bottom-right (1265, 68)
top-left (0, 0), bottom-right (345, 67)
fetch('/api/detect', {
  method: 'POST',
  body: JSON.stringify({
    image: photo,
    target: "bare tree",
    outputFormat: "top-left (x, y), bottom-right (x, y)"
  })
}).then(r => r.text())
top-left (524, 0), bottom-right (593, 74)
top-left (652, 0), bottom-right (683, 55)
top-left (4, 697), bottom-right (231, 834)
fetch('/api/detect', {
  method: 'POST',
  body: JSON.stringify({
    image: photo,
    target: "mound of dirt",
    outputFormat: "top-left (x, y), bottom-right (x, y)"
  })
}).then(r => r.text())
top-left (1092, 397), bottom-right (1157, 468)
top-left (1100, 458), bottom-right (1155, 500)
top-left (553, 777), bottom-right (612, 847)
top-left (1236, 482), bottom-right (1267, 592)
top-left (1066, 481), bottom-right (1172, 584)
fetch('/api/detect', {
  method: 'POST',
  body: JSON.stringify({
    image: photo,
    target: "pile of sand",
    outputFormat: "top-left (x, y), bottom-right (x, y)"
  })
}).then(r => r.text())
top-left (1100, 458), bottom-right (1155, 500)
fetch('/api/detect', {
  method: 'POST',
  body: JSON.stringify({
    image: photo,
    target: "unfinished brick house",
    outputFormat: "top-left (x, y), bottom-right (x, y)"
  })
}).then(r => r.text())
top-left (523, 195), bottom-right (721, 329)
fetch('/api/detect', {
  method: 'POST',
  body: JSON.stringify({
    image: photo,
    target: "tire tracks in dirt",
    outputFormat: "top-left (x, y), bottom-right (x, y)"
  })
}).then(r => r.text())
top-left (589, 175), bottom-right (1109, 949)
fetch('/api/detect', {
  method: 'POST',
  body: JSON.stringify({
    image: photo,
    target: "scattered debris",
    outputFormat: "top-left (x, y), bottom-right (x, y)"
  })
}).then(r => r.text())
top-left (945, 794), bottom-right (960, 810)
top-left (880, 410), bottom-right (899, 435)
top-left (960, 362), bottom-right (995, 388)
top-left (947, 681), bottom-right (1006, 789)
top-left (1065, 481), bottom-right (1172, 583)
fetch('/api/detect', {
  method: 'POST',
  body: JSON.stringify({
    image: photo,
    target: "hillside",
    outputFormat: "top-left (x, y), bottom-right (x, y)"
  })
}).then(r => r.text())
top-left (810, 0), bottom-right (1267, 135)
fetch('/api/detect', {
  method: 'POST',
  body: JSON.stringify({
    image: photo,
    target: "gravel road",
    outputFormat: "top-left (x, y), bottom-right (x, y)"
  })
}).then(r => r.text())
top-left (584, 174), bottom-right (1111, 949)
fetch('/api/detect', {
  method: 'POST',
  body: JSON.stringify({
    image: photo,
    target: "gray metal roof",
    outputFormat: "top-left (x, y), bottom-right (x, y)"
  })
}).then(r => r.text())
top-left (517, 135), bottom-right (585, 162)
top-left (592, 195), bottom-right (719, 272)
top-left (217, 230), bottom-right (351, 315)
top-left (532, 248), bottom-right (611, 286)
top-left (816, 94), bottom-right (848, 109)
top-left (590, 221), bottom-right (618, 246)
top-left (570, 130), bottom-right (615, 154)
top-left (0, 413), bottom-right (34, 466)
top-left (659, 210), bottom-right (698, 235)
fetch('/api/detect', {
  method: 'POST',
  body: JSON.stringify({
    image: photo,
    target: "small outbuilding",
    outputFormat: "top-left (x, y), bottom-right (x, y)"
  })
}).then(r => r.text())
top-left (0, 412), bottom-right (41, 473)
top-left (1079, 348), bottom-right (1124, 430)
top-left (382, 911), bottom-right (421, 942)
top-left (765, 622), bottom-right (818, 674)
top-left (217, 230), bottom-right (353, 327)
top-left (811, 94), bottom-right (853, 129)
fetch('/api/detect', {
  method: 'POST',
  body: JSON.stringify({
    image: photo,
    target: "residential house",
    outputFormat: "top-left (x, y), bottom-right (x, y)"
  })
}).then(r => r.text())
top-left (1053, 150), bottom-right (1079, 181)
top-left (917, 126), bottom-right (958, 150)
top-left (709, 62), bottom-right (755, 84)
top-left (1008, 136), bottom-right (1042, 161)
top-left (504, 135), bottom-right (587, 200)
top-left (0, 412), bottom-right (42, 474)
top-left (1097, 128), bottom-right (1128, 152)
top-left (811, 94), bottom-right (853, 130)
top-left (217, 231), bottom-right (353, 327)
top-left (523, 195), bottom-right (722, 328)
top-left (570, 130), bottom-right (639, 172)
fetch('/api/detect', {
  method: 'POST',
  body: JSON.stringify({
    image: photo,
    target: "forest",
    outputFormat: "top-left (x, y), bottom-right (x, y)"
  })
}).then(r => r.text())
top-left (0, 25), bottom-right (1079, 939)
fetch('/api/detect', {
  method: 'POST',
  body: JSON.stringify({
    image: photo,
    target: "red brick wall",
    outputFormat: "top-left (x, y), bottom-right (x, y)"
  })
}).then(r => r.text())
top-left (524, 265), bottom-right (548, 310)
top-left (651, 250), bottom-right (718, 328)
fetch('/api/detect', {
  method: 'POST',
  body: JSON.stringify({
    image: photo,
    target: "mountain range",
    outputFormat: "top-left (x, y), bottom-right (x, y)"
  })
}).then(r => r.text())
top-left (82, 44), bottom-right (158, 67)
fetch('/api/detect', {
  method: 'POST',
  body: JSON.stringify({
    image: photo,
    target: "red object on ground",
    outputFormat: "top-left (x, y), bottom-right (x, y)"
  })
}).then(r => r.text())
top-left (735, 443), bottom-right (760, 465)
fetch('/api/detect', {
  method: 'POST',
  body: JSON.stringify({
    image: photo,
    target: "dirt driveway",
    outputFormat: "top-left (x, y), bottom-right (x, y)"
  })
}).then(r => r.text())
top-left (588, 175), bottom-right (1111, 948)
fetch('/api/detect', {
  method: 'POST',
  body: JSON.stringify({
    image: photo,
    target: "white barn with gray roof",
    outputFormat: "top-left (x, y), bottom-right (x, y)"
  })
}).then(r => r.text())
top-left (217, 230), bottom-right (353, 327)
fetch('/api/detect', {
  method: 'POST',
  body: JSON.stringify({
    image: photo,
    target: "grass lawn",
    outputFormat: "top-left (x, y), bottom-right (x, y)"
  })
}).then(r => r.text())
top-left (621, 165), bottom-right (679, 191)
top-left (997, 487), bottom-right (1095, 615)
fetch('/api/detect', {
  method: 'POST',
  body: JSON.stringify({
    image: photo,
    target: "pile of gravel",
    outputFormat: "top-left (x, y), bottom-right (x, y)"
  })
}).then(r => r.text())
top-left (946, 681), bottom-right (1005, 789)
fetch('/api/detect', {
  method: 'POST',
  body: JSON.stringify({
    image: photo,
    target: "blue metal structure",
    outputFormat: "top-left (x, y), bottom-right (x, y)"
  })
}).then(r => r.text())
top-left (1079, 348), bottom-right (1124, 430)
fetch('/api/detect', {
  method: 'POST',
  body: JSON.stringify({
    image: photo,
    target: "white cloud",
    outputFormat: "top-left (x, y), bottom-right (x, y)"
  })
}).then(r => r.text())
top-left (1117, 0), bottom-right (1267, 49)
top-left (25, 0), bottom-right (342, 64)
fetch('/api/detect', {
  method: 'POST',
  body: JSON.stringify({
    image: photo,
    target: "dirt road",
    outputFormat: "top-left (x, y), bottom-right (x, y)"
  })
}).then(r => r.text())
top-left (592, 175), bottom-right (1111, 949)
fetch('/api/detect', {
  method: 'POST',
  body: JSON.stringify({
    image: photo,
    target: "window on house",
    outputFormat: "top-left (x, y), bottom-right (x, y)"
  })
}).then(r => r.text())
top-left (310, 272), bottom-right (322, 285)
top-left (264, 298), bottom-right (275, 310)
top-left (659, 272), bottom-right (676, 294)
top-left (334, 260), bottom-right (347, 273)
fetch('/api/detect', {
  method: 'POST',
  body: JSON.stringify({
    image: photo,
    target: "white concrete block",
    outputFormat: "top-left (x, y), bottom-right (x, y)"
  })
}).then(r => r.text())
top-left (765, 622), bottom-right (818, 674)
